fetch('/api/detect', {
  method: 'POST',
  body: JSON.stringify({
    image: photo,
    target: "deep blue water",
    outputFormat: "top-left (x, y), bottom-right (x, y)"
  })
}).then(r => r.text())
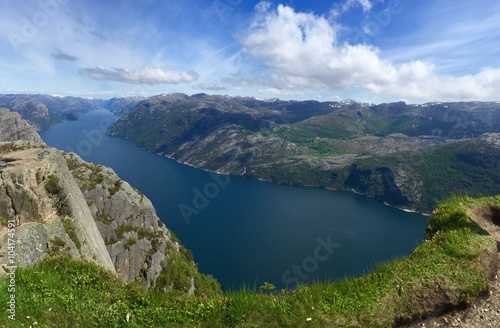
top-left (40, 109), bottom-right (428, 290)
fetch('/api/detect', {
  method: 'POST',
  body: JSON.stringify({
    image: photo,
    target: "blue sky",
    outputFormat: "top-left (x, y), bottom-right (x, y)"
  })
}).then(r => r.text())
top-left (1, 0), bottom-right (500, 103)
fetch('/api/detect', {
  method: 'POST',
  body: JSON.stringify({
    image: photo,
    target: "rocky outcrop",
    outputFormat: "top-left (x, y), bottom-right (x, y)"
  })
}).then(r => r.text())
top-left (0, 144), bottom-right (217, 295)
top-left (64, 153), bottom-right (181, 288)
top-left (0, 109), bottom-right (220, 296)
top-left (0, 143), bottom-right (115, 272)
top-left (0, 109), bottom-right (44, 144)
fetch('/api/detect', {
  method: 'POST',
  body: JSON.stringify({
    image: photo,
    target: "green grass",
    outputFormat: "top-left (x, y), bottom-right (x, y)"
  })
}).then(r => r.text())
top-left (114, 224), bottom-right (135, 239)
top-left (45, 174), bottom-right (73, 217)
top-left (108, 179), bottom-right (122, 196)
top-left (44, 174), bottom-right (61, 195)
top-left (0, 215), bottom-right (9, 224)
top-left (62, 217), bottom-right (81, 251)
top-left (1, 196), bottom-right (498, 327)
top-left (124, 237), bottom-right (137, 249)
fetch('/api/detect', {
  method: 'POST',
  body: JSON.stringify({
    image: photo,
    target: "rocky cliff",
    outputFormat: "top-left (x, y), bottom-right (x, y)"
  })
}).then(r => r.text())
top-left (0, 108), bottom-right (220, 296)
top-left (0, 108), bottom-right (44, 144)
top-left (65, 152), bottom-right (182, 289)
top-left (0, 142), bottom-right (115, 272)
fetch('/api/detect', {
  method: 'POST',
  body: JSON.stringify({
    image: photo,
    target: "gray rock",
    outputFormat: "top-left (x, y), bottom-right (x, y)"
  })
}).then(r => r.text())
top-left (0, 145), bottom-right (115, 272)
top-left (65, 152), bottom-right (187, 289)
top-left (0, 108), bottom-right (44, 144)
top-left (11, 222), bottom-right (48, 267)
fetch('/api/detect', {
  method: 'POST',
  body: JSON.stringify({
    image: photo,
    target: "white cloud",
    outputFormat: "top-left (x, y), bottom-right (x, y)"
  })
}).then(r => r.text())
top-left (52, 50), bottom-right (78, 62)
top-left (342, 0), bottom-right (374, 14)
top-left (240, 3), bottom-right (500, 101)
top-left (79, 67), bottom-right (199, 85)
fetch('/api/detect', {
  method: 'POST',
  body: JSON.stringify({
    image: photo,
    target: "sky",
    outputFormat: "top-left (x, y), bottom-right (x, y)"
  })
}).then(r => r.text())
top-left (1, 0), bottom-right (500, 103)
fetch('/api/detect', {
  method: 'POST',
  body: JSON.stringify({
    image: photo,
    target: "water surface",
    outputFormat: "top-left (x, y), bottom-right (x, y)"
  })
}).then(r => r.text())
top-left (40, 109), bottom-right (428, 290)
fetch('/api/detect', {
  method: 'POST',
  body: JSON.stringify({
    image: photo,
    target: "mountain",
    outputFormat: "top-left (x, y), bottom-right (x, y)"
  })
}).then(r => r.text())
top-left (1, 95), bottom-right (499, 327)
top-left (103, 96), bottom-right (146, 116)
top-left (0, 94), bottom-right (148, 130)
top-left (109, 94), bottom-right (500, 213)
top-left (0, 108), bottom-right (220, 296)
top-left (0, 94), bottom-right (106, 130)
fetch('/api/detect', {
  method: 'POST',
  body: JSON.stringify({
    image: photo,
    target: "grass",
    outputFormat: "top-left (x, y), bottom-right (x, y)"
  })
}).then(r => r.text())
top-left (0, 215), bottom-right (9, 224)
top-left (62, 217), bottom-right (81, 251)
top-left (47, 237), bottom-right (71, 257)
top-left (45, 174), bottom-right (72, 217)
top-left (124, 237), bottom-right (137, 249)
top-left (108, 179), bottom-right (123, 196)
top-left (1, 196), bottom-right (498, 327)
top-left (114, 224), bottom-right (136, 239)
top-left (44, 174), bottom-right (61, 195)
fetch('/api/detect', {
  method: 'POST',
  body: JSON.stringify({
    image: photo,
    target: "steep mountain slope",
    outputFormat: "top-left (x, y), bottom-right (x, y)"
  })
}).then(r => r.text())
top-left (109, 94), bottom-right (500, 212)
top-left (0, 143), bottom-right (115, 271)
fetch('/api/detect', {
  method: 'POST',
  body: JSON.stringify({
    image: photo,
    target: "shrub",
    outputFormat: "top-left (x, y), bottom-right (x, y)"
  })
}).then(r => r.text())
top-left (62, 217), bottom-right (81, 251)
top-left (114, 224), bottom-right (135, 239)
top-left (45, 174), bottom-right (72, 216)
top-left (125, 237), bottom-right (137, 249)
top-left (45, 174), bottom-right (61, 194)
top-left (108, 180), bottom-right (122, 196)
top-left (48, 237), bottom-right (70, 256)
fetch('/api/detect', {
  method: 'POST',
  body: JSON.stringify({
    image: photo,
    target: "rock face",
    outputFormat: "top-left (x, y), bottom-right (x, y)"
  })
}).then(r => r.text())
top-left (0, 143), bottom-right (115, 272)
top-left (0, 109), bottom-right (44, 144)
top-left (0, 143), bottom-right (215, 294)
top-left (64, 153), bottom-right (180, 288)
top-left (0, 110), bottom-right (220, 296)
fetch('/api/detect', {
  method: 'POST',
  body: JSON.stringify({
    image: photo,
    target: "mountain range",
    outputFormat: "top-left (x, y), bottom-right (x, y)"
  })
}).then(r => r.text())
top-left (2, 92), bottom-right (499, 213)
top-left (107, 93), bottom-right (500, 213)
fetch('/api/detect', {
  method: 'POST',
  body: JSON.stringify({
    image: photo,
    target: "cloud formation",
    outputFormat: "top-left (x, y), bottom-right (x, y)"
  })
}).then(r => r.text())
top-left (79, 67), bottom-right (199, 85)
top-left (52, 50), bottom-right (78, 62)
top-left (240, 3), bottom-right (500, 101)
top-left (342, 0), bottom-right (375, 13)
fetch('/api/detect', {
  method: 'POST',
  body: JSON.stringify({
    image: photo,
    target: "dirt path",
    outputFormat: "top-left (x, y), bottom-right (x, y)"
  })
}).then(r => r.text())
top-left (408, 205), bottom-right (500, 328)
top-left (408, 256), bottom-right (499, 328)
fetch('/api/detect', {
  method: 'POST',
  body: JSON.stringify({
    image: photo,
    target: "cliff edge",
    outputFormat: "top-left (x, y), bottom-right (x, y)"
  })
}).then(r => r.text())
top-left (0, 107), bottom-right (220, 296)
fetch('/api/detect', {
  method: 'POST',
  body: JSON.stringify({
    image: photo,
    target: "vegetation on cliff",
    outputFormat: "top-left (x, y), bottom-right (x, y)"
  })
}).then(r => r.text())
top-left (2, 196), bottom-right (498, 327)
